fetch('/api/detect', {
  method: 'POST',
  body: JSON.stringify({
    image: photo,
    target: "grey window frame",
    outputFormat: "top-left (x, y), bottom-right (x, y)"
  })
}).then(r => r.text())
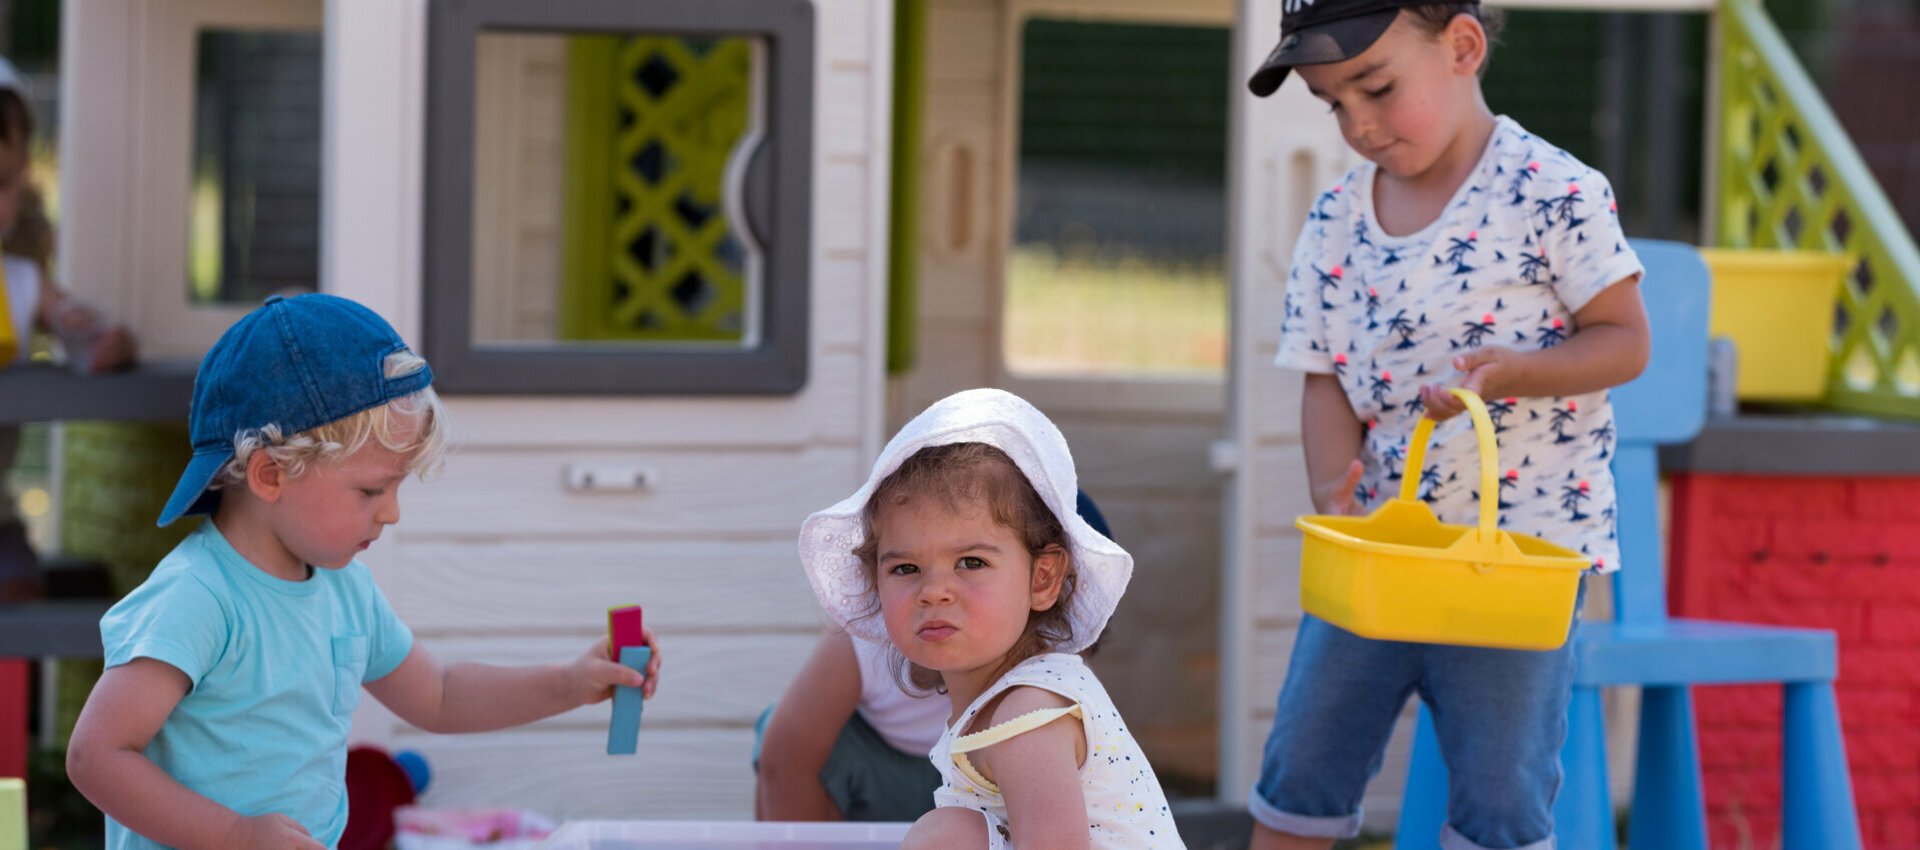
top-left (423, 0), bottom-right (815, 395)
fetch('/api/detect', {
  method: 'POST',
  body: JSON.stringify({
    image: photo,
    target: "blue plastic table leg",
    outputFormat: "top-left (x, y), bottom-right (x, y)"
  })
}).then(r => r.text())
top-left (1782, 682), bottom-right (1861, 850)
top-left (1554, 684), bottom-right (1614, 850)
top-left (1628, 685), bottom-right (1708, 850)
top-left (606, 646), bottom-right (650, 755)
top-left (1395, 703), bottom-right (1448, 850)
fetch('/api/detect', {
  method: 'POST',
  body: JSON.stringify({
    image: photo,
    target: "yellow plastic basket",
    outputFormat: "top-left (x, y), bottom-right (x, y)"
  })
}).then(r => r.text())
top-left (1296, 389), bottom-right (1590, 650)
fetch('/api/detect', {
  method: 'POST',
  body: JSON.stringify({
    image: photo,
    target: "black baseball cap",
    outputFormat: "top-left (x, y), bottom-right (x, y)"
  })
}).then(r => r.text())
top-left (1248, 0), bottom-right (1460, 97)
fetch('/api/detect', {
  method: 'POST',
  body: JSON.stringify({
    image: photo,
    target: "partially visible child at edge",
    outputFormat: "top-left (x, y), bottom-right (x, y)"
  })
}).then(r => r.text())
top-left (1243, 0), bottom-right (1650, 847)
top-left (0, 54), bottom-right (135, 601)
top-left (755, 491), bottom-right (1114, 823)
top-left (65, 294), bottom-right (663, 850)
top-left (799, 388), bottom-right (1183, 849)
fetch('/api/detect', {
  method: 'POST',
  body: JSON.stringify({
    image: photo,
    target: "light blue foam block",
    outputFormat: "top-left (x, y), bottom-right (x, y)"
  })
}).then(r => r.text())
top-left (607, 646), bottom-right (650, 755)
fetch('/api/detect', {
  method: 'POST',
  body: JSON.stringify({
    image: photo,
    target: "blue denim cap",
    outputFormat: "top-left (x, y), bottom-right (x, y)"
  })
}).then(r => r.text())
top-left (157, 293), bottom-right (434, 527)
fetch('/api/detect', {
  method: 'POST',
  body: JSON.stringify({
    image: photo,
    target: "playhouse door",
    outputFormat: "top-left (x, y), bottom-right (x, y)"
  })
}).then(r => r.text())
top-left (895, 0), bottom-right (1240, 793)
top-left (899, 0), bottom-right (1383, 802)
top-left (1214, 0), bottom-right (1362, 803)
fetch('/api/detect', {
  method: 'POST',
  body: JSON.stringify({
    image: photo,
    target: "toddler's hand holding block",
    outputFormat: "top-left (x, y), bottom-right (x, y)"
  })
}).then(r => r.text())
top-left (607, 605), bottom-right (648, 756)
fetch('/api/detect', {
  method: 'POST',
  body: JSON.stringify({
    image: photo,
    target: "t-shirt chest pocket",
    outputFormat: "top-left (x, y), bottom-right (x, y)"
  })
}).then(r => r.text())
top-left (331, 635), bottom-right (368, 717)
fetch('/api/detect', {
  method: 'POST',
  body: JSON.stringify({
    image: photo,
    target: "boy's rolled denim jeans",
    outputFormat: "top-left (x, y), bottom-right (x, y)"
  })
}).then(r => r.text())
top-left (1250, 581), bottom-right (1586, 850)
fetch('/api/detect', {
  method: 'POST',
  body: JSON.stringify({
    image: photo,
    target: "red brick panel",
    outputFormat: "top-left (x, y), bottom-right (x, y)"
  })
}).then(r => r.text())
top-left (1865, 604), bottom-right (1920, 644)
top-left (1670, 473), bottom-right (1920, 848)
top-left (0, 660), bottom-right (23, 778)
top-left (1707, 813), bottom-right (1780, 850)
top-left (1876, 812), bottom-right (1920, 846)
top-left (1693, 683), bottom-right (1780, 729)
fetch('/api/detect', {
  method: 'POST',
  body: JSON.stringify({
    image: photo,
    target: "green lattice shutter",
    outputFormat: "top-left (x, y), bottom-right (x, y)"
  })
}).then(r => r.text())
top-left (562, 36), bottom-right (753, 343)
top-left (1716, 0), bottom-right (1920, 415)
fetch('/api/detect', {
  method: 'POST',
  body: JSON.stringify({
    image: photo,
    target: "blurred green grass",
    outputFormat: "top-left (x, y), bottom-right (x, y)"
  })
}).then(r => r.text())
top-left (1002, 245), bottom-right (1227, 377)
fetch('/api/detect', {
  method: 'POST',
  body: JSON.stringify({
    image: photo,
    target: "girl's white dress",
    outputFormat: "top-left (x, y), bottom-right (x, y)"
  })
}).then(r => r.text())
top-left (931, 653), bottom-right (1184, 849)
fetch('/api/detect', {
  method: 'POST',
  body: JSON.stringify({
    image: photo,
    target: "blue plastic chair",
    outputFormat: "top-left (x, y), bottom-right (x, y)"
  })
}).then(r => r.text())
top-left (1392, 240), bottom-right (1862, 849)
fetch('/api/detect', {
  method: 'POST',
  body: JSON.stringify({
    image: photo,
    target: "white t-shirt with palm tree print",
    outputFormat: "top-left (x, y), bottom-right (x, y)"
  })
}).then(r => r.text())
top-left (1277, 116), bottom-right (1645, 574)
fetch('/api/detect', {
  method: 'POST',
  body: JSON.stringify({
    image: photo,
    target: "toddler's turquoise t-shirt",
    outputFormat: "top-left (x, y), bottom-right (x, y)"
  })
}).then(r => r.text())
top-left (99, 521), bottom-right (414, 849)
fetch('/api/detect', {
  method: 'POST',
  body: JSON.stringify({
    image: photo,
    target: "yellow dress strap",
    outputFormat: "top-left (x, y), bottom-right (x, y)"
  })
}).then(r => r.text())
top-left (949, 704), bottom-right (1085, 795)
top-left (0, 260), bottom-right (14, 366)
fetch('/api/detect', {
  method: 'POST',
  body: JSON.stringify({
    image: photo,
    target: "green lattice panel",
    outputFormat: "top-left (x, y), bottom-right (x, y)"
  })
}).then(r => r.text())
top-left (562, 36), bottom-right (753, 343)
top-left (56, 422), bottom-right (200, 741)
top-left (1717, 0), bottom-right (1920, 416)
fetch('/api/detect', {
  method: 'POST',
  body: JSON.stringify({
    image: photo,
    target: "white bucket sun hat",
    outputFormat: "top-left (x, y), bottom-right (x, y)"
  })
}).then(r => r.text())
top-left (798, 388), bottom-right (1132, 654)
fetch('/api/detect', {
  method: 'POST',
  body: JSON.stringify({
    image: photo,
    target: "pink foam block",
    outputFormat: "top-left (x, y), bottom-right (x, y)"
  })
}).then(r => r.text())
top-left (608, 605), bottom-right (645, 653)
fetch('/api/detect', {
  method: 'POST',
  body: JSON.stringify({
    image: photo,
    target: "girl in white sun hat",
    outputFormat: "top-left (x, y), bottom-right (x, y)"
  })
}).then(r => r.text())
top-left (800, 388), bottom-right (1184, 850)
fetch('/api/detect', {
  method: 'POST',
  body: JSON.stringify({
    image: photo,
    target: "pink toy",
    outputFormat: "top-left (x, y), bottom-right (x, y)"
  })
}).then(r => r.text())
top-left (608, 605), bottom-right (645, 655)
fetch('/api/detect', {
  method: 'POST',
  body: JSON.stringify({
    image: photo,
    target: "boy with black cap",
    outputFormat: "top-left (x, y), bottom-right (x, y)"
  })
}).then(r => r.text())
top-left (66, 294), bottom-right (662, 850)
top-left (1246, 1), bottom-right (1650, 848)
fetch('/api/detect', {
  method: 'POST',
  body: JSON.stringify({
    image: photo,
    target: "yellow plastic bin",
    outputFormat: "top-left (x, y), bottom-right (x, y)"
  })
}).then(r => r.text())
top-left (1699, 248), bottom-right (1850, 402)
top-left (1296, 389), bottom-right (1590, 650)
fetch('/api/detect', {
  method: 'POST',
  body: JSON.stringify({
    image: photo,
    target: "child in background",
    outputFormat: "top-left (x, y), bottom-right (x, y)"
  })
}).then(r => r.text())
top-left (0, 54), bottom-right (134, 600)
top-left (755, 491), bottom-right (1114, 823)
top-left (753, 628), bottom-right (948, 822)
top-left (800, 389), bottom-right (1181, 849)
top-left (65, 294), bottom-right (662, 850)
top-left (1244, 0), bottom-right (1649, 846)
top-left (0, 53), bottom-right (130, 376)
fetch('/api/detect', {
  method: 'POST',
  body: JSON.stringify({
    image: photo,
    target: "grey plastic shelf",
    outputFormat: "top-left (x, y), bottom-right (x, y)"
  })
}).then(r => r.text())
top-left (0, 361), bottom-right (195, 424)
top-left (1660, 412), bottom-right (1920, 474)
top-left (0, 600), bottom-right (109, 657)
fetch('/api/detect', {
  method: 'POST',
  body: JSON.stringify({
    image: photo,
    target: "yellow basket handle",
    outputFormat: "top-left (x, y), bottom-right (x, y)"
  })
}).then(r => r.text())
top-left (1397, 388), bottom-right (1500, 544)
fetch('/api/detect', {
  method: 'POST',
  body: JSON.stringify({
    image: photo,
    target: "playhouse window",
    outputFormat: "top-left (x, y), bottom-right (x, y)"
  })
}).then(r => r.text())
top-left (188, 29), bottom-right (323, 306)
top-left (1001, 18), bottom-right (1230, 379)
top-left (424, 0), bottom-right (814, 395)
